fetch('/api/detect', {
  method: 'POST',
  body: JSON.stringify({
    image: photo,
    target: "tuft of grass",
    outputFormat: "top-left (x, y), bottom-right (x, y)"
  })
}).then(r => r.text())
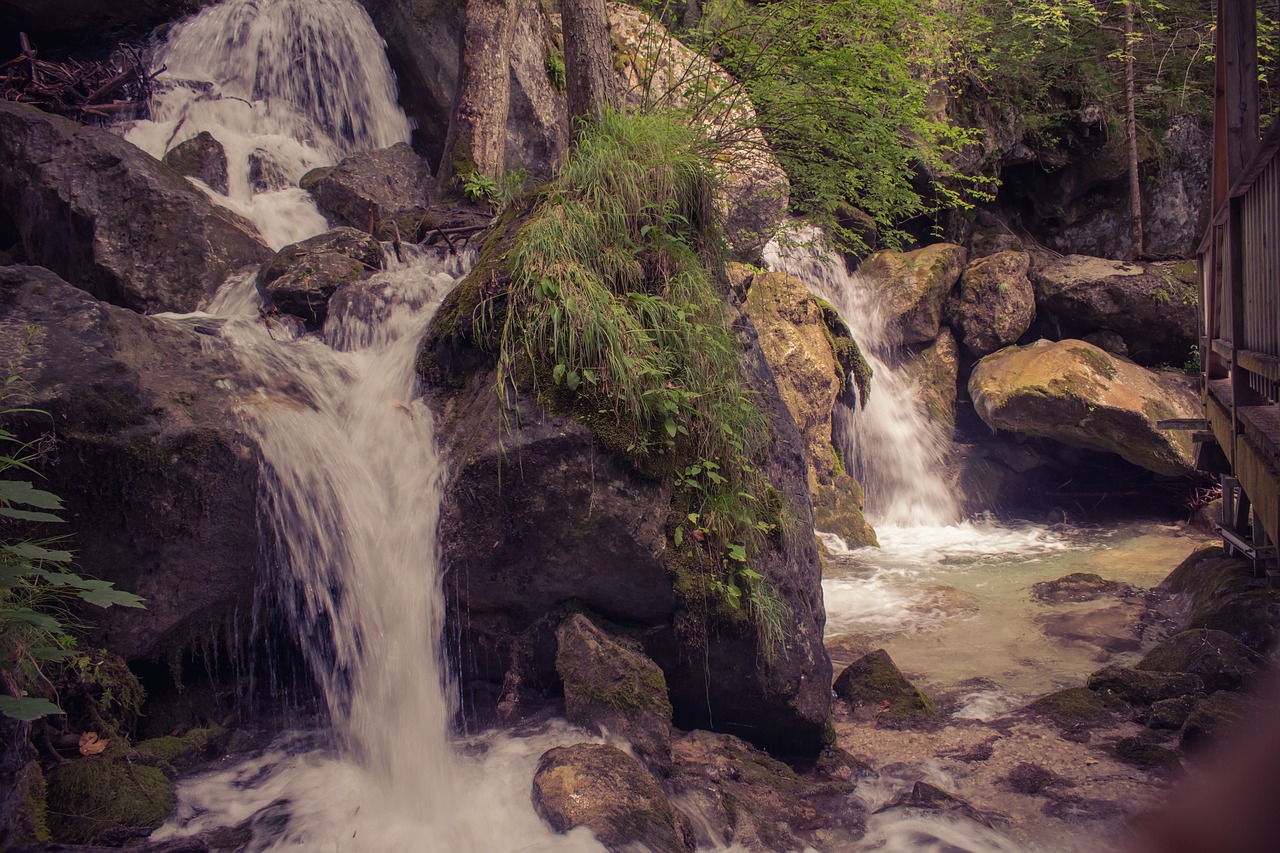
top-left (478, 110), bottom-right (784, 643)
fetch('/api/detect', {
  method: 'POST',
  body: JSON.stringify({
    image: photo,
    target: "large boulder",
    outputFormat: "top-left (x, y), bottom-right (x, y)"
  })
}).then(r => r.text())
top-left (968, 338), bottom-right (1199, 476)
top-left (423, 286), bottom-right (832, 756)
top-left (1160, 545), bottom-right (1280, 653)
top-left (858, 244), bottom-right (967, 345)
top-left (161, 130), bottom-right (228, 195)
top-left (555, 614), bottom-right (673, 772)
top-left (300, 143), bottom-right (435, 240)
top-left (0, 265), bottom-right (261, 662)
top-left (0, 102), bottom-right (271, 313)
top-left (531, 743), bottom-right (692, 853)
top-left (947, 250), bottom-right (1035, 357)
top-left (258, 227), bottom-right (384, 328)
top-left (833, 648), bottom-right (938, 723)
top-left (1031, 254), bottom-right (1198, 367)
top-left (1136, 628), bottom-right (1265, 693)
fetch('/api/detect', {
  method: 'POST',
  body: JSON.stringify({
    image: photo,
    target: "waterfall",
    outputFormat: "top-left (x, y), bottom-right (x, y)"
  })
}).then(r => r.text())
top-left (123, 0), bottom-right (412, 248)
top-left (763, 227), bottom-right (960, 527)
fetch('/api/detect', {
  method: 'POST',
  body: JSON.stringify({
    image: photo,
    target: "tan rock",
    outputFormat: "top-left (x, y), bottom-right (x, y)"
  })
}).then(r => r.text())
top-left (859, 243), bottom-right (967, 345)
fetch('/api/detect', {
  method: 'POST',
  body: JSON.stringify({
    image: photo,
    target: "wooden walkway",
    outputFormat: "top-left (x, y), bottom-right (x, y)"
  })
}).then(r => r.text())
top-left (1197, 0), bottom-right (1280, 571)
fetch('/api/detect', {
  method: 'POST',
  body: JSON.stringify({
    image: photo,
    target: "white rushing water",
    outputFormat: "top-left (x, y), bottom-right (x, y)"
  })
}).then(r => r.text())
top-left (124, 0), bottom-right (411, 248)
top-left (763, 227), bottom-right (959, 527)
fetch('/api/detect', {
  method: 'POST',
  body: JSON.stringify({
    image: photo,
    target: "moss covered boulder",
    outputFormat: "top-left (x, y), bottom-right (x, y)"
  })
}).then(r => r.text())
top-left (1032, 573), bottom-right (1131, 603)
top-left (258, 227), bottom-right (384, 327)
top-left (1180, 690), bottom-right (1251, 750)
top-left (1087, 665), bottom-right (1203, 707)
top-left (556, 614), bottom-right (673, 772)
top-left (858, 243), bottom-right (967, 345)
top-left (968, 338), bottom-right (1199, 476)
top-left (901, 327), bottom-right (959, 441)
top-left (1031, 254), bottom-right (1198, 367)
top-left (1160, 546), bottom-right (1280, 653)
top-left (813, 475), bottom-right (878, 548)
top-left (1136, 628), bottom-right (1265, 692)
top-left (1027, 686), bottom-right (1115, 736)
top-left (833, 649), bottom-right (937, 722)
top-left (531, 743), bottom-right (692, 853)
top-left (947, 250), bottom-right (1036, 357)
top-left (45, 747), bottom-right (175, 844)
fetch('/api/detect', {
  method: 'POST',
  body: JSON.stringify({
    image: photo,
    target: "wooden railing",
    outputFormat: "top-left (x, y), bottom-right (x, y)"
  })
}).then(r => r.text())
top-left (1198, 117), bottom-right (1280, 553)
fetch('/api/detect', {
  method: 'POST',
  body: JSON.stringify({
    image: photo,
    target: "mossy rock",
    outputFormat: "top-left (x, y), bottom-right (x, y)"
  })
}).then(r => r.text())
top-left (833, 649), bottom-right (937, 722)
top-left (556, 613), bottom-right (673, 771)
top-left (1027, 686), bottom-right (1115, 733)
top-left (1180, 690), bottom-right (1250, 750)
top-left (1145, 694), bottom-right (1201, 730)
top-left (135, 725), bottom-right (221, 774)
top-left (1113, 734), bottom-right (1182, 771)
top-left (1033, 573), bottom-right (1131, 603)
top-left (1161, 546), bottom-right (1280, 653)
top-left (1087, 665), bottom-right (1203, 706)
top-left (1136, 628), bottom-right (1264, 692)
top-left (813, 476), bottom-right (878, 548)
top-left (45, 748), bottom-right (175, 844)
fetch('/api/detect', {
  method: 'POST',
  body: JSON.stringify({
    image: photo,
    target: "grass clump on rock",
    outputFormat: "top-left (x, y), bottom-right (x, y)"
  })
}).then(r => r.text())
top-left (476, 110), bottom-right (785, 639)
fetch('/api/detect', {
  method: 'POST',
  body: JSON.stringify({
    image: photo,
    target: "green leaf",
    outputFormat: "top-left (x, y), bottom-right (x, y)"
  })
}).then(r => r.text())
top-left (0, 607), bottom-right (61, 631)
top-left (664, 418), bottom-right (678, 438)
top-left (552, 363), bottom-right (566, 385)
top-left (0, 480), bottom-right (63, 509)
top-left (687, 513), bottom-right (700, 524)
top-left (0, 695), bottom-right (64, 721)
top-left (0, 507), bottom-right (64, 523)
top-left (727, 543), bottom-right (748, 563)
top-left (5, 543), bottom-right (72, 562)
top-left (673, 526), bottom-right (683, 546)
top-left (77, 586), bottom-right (146, 609)
top-left (566, 370), bottom-right (581, 391)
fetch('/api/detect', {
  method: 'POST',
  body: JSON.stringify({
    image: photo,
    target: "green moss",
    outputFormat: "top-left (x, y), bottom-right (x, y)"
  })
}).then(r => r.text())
top-left (136, 725), bottom-right (219, 767)
top-left (20, 760), bottom-right (50, 844)
top-left (1113, 734), bottom-right (1181, 771)
top-left (1069, 345), bottom-right (1118, 381)
top-left (834, 649), bottom-right (936, 720)
top-left (46, 748), bottom-right (175, 844)
top-left (1029, 686), bottom-right (1114, 728)
top-left (814, 297), bottom-right (872, 408)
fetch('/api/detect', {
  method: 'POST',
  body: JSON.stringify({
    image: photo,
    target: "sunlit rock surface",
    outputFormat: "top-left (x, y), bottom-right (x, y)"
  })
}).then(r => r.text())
top-left (858, 243), bottom-right (967, 345)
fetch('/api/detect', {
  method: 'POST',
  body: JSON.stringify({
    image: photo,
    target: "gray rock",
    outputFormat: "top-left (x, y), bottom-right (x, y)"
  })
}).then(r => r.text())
top-left (1087, 665), bottom-right (1203, 706)
top-left (258, 227), bottom-right (383, 327)
top-left (532, 743), bottom-right (692, 853)
top-left (300, 143), bottom-right (434, 240)
top-left (0, 265), bottom-right (261, 662)
top-left (1143, 117), bottom-right (1212, 259)
top-left (901, 327), bottom-right (959, 441)
top-left (968, 339), bottom-right (1200, 476)
top-left (162, 131), bottom-right (228, 195)
top-left (1032, 573), bottom-right (1131, 603)
top-left (555, 614), bottom-right (673, 772)
top-left (859, 244), bottom-right (967, 345)
top-left (1031, 254), bottom-right (1198, 367)
top-left (0, 1), bottom-right (205, 41)
top-left (1145, 694), bottom-right (1201, 730)
top-left (1161, 545), bottom-right (1280, 653)
top-left (0, 102), bottom-right (270, 313)
top-left (1180, 690), bottom-right (1251, 750)
top-left (876, 781), bottom-right (996, 828)
top-left (947, 250), bottom-right (1035, 357)
top-left (833, 649), bottom-right (938, 722)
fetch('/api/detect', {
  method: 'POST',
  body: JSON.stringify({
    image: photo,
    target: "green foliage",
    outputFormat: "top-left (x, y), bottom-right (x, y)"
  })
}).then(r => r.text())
top-left (478, 111), bottom-right (783, 633)
top-left (545, 45), bottom-right (567, 92)
top-left (1, 373), bottom-right (143, 721)
top-left (462, 171), bottom-right (498, 203)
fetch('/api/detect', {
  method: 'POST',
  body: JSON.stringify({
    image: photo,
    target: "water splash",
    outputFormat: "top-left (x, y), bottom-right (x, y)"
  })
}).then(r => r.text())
top-left (762, 227), bottom-right (958, 526)
top-left (124, 0), bottom-right (412, 248)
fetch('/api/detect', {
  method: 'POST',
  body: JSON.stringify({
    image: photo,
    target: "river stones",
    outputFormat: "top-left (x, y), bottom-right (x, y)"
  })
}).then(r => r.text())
top-left (0, 101), bottom-right (271, 313)
top-left (1087, 666), bottom-right (1204, 707)
top-left (258, 227), bottom-right (384, 327)
top-left (947, 250), bottom-right (1035, 357)
top-left (833, 649), bottom-right (938, 723)
top-left (1160, 545), bottom-right (1280, 653)
top-left (555, 614), bottom-right (673, 772)
top-left (1032, 572), bottom-right (1132, 603)
top-left (1179, 690), bottom-right (1251, 749)
top-left (858, 243), bottom-right (967, 345)
top-left (1026, 687), bottom-right (1115, 738)
top-left (968, 338), bottom-right (1199, 476)
top-left (1136, 628), bottom-right (1265, 692)
top-left (531, 743), bottom-right (692, 853)
top-left (1031, 254), bottom-right (1198, 367)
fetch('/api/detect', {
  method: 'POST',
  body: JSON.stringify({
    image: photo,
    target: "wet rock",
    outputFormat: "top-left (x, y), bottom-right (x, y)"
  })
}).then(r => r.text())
top-left (1037, 606), bottom-right (1143, 659)
top-left (947, 250), bottom-right (1035, 357)
top-left (1180, 690), bottom-right (1250, 750)
top-left (531, 743), bottom-right (691, 853)
top-left (1136, 628), bottom-right (1265, 692)
top-left (813, 475), bottom-right (878, 549)
top-left (258, 227), bottom-right (383, 327)
top-left (0, 102), bottom-right (270, 312)
top-left (1041, 795), bottom-right (1123, 824)
top-left (301, 143), bottom-right (434, 239)
top-left (1113, 733), bottom-right (1182, 771)
top-left (968, 338), bottom-right (1199, 476)
top-left (248, 149), bottom-right (292, 193)
top-left (0, 1), bottom-right (201, 42)
top-left (0, 265), bottom-right (261, 662)
top-left (1005, 762), bottom-right (1071, 796)
top-left (740, 266), bottom-right (843, 491)
top-left (1087, 665), bottom-right (1203, 707)
top-left (1032, 572), bottom-right (1131, 603)
top-left (901, 327), bottom-right (959, 441)
top-left (555, 614), bottom-right (673, 772)
top-left (1027, 687), bottom-right (1114, 738)
top-left (876, 781), bottom-right (995, 828)
top-left (858, 243), bottom-right (967, 345)
top-left (667, 729), bottom-right (865, 851)
top-left (162, 131), bottom-right (229, 195)
top-left (1031, 254), bottom-right (1198, 367)
top-left (1161, 545), bottom-right (1280, 653)
top-left (1144, 694), bottom-right (1201, 730)
top-left (833, 649), bottom-right (938, 722)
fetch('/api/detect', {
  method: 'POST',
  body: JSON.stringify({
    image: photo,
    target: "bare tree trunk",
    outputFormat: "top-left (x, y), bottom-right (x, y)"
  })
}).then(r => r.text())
top-left (562, 0), bottom-right (618, 134)
top-left (1123, 0), bottom-right (1144, 259)
top-left (439, 0), bottom-right (521, 188)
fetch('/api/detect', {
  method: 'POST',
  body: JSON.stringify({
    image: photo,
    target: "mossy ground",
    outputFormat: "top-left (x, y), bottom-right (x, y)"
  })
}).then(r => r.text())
top-left (45, 740), bottom-right (175, 844)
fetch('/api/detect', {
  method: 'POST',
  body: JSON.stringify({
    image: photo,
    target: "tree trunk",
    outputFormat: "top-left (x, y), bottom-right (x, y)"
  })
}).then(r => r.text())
top-left (561, 0), bottom-right (618, 134)
top-left (1123, 0), bottom-right (1144, 259)
top-left (439, 0), bottom-right (521, 188)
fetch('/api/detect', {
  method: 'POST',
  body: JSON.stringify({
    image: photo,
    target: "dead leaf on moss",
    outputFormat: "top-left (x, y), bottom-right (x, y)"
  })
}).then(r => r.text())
top-left (78, 731), bottom-right (109, 756)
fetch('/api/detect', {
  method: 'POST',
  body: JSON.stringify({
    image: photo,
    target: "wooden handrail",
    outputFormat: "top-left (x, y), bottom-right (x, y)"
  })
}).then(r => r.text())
top-left (1198, 118), bottom-right (1280, 256)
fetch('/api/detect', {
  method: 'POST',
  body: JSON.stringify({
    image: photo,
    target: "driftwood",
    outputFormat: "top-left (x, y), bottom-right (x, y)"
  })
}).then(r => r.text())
top-left (1, 33), bottom-right (160, 123)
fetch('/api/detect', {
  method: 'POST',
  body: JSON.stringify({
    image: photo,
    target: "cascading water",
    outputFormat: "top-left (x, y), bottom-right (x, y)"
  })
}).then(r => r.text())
top-left (124, 0), bottom-right (411, 248)
top-left (763, 226), bottom-right (959, 528)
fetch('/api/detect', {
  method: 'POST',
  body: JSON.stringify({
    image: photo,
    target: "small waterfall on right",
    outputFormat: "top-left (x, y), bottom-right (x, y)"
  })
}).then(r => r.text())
top-left (763, 226), bottom-right (959, 527)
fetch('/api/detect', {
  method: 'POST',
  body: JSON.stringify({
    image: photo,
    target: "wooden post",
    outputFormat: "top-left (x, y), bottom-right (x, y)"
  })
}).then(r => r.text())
top-left (1223, 0), bottom-right (1260, 187)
